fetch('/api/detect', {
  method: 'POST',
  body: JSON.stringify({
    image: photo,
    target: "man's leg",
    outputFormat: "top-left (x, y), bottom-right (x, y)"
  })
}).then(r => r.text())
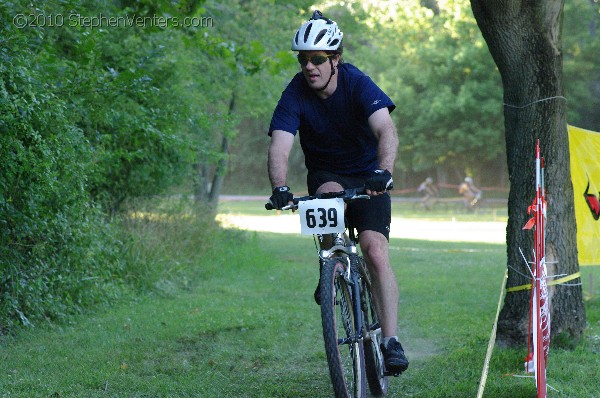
top-left (360, 230), bottom-right (409, 374)
top-left (315, 181), bottom-right (344, 195)
top-left (358, 230), bottom-right (398, 338)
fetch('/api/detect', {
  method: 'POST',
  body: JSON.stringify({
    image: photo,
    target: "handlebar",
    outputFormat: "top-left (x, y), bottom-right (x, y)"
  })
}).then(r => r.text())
top-left (265, 187), bottom-right (370, 211)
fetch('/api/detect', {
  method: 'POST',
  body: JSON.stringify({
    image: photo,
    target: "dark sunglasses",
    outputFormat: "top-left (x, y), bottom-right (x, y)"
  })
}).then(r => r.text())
top-left (297, 53), bottom-right (335, 66)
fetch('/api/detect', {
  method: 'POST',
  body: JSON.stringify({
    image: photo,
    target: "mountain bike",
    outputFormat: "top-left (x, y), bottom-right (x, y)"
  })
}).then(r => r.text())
top-left (266, 187), bottom-right (391, 398)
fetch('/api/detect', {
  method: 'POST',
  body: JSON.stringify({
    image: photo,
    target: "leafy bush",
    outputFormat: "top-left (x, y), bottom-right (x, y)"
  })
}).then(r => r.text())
top-left (0, 0), bottom-right (232, 333)
top-left (0, 11), bottom-right (126, 332)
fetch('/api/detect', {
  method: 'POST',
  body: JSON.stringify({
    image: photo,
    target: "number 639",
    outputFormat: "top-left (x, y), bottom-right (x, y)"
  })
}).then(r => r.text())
top-left (306, 208), bottom-right (338, 228)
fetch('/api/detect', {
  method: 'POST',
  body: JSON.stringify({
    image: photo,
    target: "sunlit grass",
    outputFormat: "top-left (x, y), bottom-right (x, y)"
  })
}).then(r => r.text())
top-left (1, 210), bottom-right (597, 397)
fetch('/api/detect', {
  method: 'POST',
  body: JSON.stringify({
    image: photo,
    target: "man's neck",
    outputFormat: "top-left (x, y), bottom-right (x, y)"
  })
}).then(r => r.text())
top-left (315, 68), bottom-right (339, 99)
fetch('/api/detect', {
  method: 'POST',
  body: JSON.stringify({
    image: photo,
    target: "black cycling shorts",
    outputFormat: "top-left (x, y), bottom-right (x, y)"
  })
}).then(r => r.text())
top-left (307, 170), bottom-right (391, 240)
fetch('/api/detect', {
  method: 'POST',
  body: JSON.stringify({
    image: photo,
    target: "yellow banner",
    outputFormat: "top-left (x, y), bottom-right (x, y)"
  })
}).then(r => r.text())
top-left (568, 125), bottom-right (600, 266)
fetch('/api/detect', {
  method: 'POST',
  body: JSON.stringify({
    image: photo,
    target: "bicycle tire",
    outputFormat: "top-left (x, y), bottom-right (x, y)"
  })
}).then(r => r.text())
top-left (359, 258), bottom-right (389, 396)
top-left (320, 258), bottom-right (367, 398)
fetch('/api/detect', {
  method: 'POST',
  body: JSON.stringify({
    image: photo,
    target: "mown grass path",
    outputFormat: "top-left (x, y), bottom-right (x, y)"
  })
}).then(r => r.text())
top-left (1, 230), bottom-right (599, 397)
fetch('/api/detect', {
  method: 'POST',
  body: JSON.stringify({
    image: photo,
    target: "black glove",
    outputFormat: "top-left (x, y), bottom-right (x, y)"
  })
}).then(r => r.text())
top-left (269, 186), bottom-right (293, 209)
top-left (365, 169), bottom-right (393, 192)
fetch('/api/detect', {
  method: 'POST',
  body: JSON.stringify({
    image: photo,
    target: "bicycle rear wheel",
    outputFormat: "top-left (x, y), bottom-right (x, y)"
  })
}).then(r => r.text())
top-left (360, 258), bottom-right (389, 396)
top-left (320, 258), bottom-right (366, 398)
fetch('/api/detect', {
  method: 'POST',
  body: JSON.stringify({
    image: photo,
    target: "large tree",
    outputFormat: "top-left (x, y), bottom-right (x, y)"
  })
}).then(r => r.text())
top-left (470, 1), bottom-right (586, 346)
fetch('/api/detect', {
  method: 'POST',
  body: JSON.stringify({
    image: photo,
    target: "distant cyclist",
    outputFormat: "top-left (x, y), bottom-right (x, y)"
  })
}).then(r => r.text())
top-left (417, 177), bottom-right (439, 210)
top-left (266, 11), bottom-right (409, 375)
top-left (459, 176), bottom-right (482, 209)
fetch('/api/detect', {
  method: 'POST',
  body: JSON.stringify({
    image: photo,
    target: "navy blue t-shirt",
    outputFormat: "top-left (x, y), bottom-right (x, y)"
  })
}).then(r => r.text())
top-left (268, 63), bottom-right (395, 176)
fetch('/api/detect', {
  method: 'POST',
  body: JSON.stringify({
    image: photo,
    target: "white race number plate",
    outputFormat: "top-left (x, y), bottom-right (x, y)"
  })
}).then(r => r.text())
top-left (298, 198), bottom-right (345, 235)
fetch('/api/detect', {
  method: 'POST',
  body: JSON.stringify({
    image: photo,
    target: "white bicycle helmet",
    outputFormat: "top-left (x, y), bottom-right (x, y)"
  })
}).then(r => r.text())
top-left (292, 11), bottom-right (343, 52)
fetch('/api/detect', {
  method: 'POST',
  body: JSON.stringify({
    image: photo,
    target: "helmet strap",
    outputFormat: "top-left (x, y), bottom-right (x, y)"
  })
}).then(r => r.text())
top-left (315, 58), bottom-right (336, 92)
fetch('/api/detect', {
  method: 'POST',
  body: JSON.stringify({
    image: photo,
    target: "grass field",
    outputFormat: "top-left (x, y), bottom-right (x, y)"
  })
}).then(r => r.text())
top-left (1, 200), bottom-right (599, 397)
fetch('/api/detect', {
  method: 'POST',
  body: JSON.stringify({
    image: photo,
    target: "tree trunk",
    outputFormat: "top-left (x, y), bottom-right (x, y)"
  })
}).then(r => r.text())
top-left (208, 92), bottom-right (237, 206)
top-left (471, 1), bottom-right (586, 347)
top-left (208, 134), bottom-right (230, 205)
top-left (194, 162), bottom-right (210, 201)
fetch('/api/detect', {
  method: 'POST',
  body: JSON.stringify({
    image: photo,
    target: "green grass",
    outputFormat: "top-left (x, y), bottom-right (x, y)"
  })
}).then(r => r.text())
top-left (1, 201), bottom-right (598, 397)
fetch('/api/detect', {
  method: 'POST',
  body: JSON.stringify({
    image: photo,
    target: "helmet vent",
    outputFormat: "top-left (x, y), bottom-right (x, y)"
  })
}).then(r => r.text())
top-left (304, 23), bottom-right (313, 43)
top-left (314, 29), bottom-right (327, 45)
top-left (294, 31), bottom-right (299, 45)
top-left (329, 38), bottom-right (339, 47)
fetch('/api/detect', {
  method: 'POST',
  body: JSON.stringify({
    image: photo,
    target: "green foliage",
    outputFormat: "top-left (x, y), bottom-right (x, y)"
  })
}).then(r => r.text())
top-left (204, 0), bottom-right (313, 194)
top-left (0, 1), bottom-right (125, 332)
top-left (0, 0), bottom-right (206, 332)
top-left (563, 0), bottom-right (600, 130)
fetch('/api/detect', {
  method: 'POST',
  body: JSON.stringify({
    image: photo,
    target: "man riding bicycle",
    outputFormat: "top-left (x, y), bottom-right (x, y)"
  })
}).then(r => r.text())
top-left (267, 10), bottom-right (409, 375)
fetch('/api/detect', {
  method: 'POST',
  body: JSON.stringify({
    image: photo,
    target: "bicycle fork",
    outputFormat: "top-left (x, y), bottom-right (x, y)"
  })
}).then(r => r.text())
top-left (320, 233), bottom-right (366, 347)
top-left (349, 274), bottom-right (365, 345)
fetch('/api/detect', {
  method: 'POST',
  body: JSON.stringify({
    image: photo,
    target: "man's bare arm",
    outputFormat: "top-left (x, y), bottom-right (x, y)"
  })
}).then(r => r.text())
top-left (268, 130), bottom-right (295, 189)
top-left (368, 107), bottom-right (399, 172)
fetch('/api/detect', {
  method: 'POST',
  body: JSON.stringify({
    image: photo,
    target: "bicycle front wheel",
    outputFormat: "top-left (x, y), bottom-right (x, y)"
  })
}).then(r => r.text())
top-left (320, 258), bottom-right (366, 398)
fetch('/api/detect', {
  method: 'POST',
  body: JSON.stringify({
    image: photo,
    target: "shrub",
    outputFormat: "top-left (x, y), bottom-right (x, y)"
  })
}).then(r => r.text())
top-left (0, 5), bottom-right (125, 333)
